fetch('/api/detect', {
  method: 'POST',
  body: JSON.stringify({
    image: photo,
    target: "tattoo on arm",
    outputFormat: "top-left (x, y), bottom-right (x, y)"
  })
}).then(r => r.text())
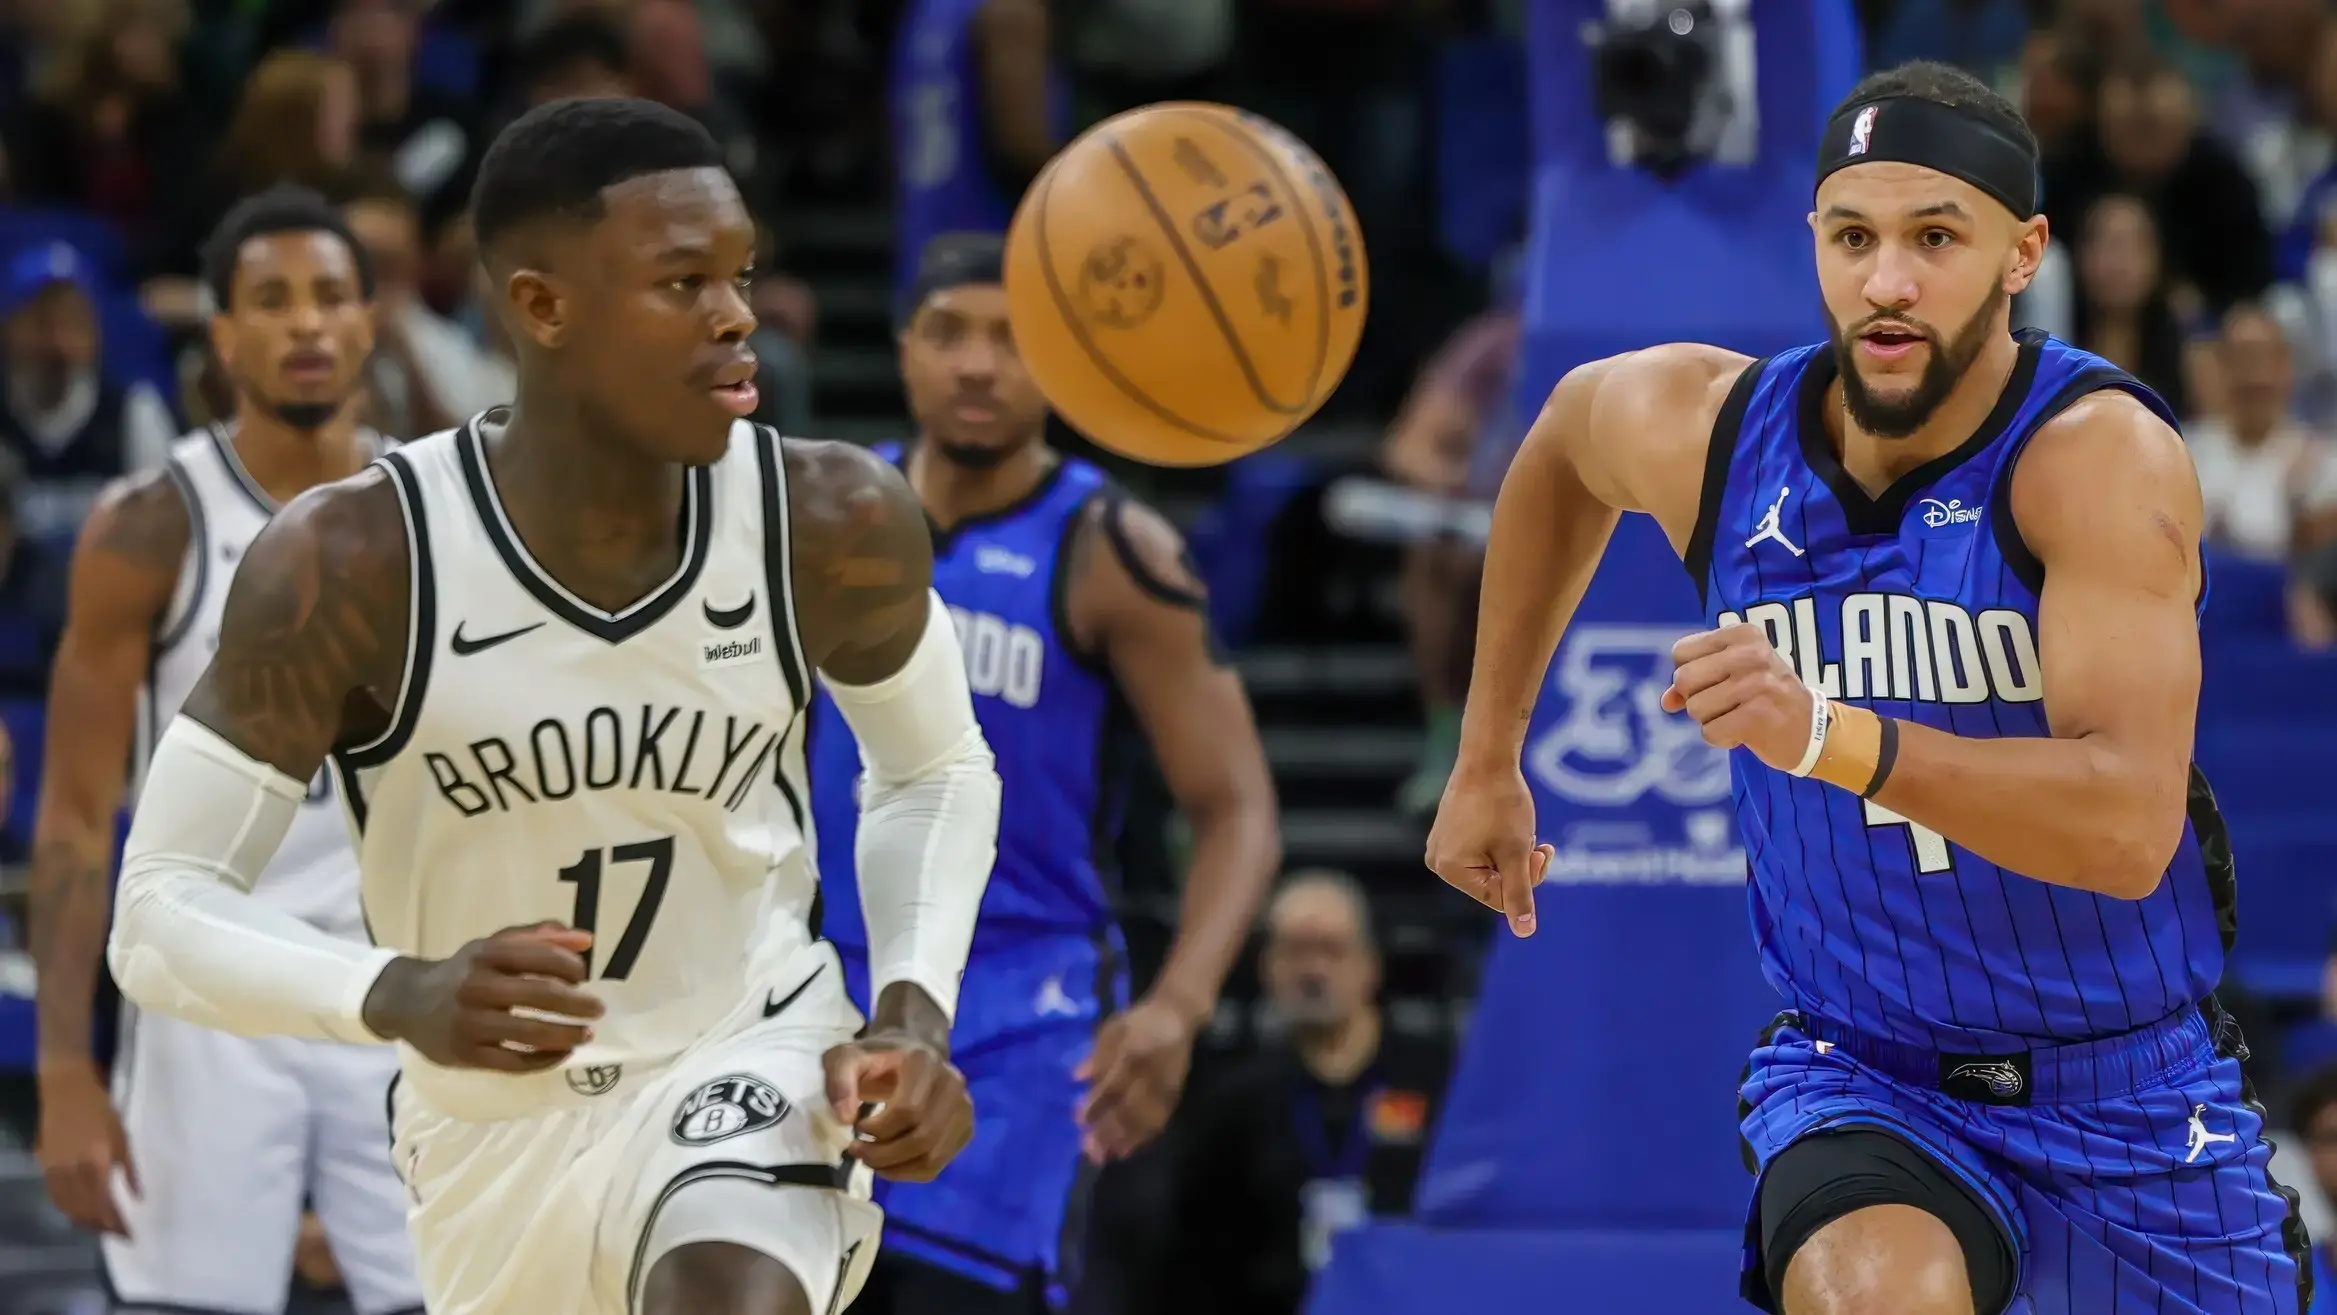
top-left (785, 440), bottom-right (936, 685)
top-left (178, 473), bottom-right (410, 780)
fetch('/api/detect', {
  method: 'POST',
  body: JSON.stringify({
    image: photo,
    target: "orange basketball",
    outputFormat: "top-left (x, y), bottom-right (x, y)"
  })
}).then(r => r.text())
top-left (1003, 102), bottom-right (1369, 468)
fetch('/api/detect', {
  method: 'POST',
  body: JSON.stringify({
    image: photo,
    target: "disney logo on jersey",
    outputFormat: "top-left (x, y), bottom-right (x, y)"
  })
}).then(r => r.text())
top-left (974, 545), bottom-right (1038, 578)
top-left (948, 605), bottom-right (1045, 709)
top-left (1524, 624), bottom-right (1732, 808)
top-left (1918, 497), bottom-right (1982, 530)
top-left (671, 1074), bottom-right (789, 1146)
top-left (1717, 594), bottom-right (2042, 705)
top-left (422, 704), bottom-right (787, 818)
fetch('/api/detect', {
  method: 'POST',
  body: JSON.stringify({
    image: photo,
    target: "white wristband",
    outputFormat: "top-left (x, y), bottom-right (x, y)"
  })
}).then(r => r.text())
top-left (1788, 685), bottom-right (1830, 778)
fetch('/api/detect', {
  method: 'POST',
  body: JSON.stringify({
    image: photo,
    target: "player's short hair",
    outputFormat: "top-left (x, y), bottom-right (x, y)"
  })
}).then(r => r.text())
top-left (1833, 60), bottom-right (2038, 164)
top-left (2292, 1063), bottom-right (2337, 1133)
top-left (200, 183), bottom-right (377, 312)
top-left (518, 14), bottom-right (629, 91)
top-left (470, 97), bottom-right (725, 260)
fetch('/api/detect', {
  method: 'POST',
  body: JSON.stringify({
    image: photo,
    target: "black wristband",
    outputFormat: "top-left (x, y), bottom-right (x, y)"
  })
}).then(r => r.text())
top-left (1861, 716), bottom-right (1900, 800)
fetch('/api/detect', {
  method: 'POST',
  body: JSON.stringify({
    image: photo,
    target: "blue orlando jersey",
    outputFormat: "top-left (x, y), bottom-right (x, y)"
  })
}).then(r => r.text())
top-left (888, 0), bottom-right (1069, 297)
top-left (1695, 329), bottom-right (2232, 1053)
top-left (809, 449), bottom-right (1122, 950)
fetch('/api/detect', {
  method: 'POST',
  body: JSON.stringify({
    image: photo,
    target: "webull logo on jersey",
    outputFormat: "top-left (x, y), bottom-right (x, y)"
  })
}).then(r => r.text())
top-left (1716, 594), bottom-right (2042, 704)
top-left (1523, 625), bottom-right (1747, 887)
top-left (671, 1073), bottom-right (789, 1146)
top-left (701, 634), bottom-right (764, 670)
top-left (423, 705), bottom-right (788, 817)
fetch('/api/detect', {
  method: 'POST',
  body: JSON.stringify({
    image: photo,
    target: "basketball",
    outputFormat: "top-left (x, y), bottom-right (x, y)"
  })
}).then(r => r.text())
top-left (1003, 102), bottom-right (1369, 468)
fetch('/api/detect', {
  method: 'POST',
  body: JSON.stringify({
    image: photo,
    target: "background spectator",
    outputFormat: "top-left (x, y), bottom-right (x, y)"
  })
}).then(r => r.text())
top-left (0, 241), bottom-right (173, 538)
top-left (2189, 304), bottom-right (2337, 560)
top-left (1167, 872), bottom-right (1452, 1315)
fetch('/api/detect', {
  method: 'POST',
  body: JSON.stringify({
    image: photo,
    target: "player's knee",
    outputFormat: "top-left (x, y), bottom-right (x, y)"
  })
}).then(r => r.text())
top-left (1780, 1204), bottom-right (1975, 1315)
top-left (642, 1240), bottom-right (817, 1315)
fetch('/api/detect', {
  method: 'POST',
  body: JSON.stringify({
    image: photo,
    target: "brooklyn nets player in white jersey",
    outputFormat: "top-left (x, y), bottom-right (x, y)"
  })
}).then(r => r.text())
top-left (106, 99), bottom-right (998, 1315)
top-left (29, 186), bottom-right (423, 1314)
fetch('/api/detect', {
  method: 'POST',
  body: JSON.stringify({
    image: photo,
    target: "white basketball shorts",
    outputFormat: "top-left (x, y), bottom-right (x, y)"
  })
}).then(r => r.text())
top-left (389, 943), bottom-right (884, 1315)
top-left (103, 1008), bottom-right (423, 1314)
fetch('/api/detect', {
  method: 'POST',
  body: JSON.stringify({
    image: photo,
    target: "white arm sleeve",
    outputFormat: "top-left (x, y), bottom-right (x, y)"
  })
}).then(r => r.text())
top-left (108, 719), bottom-right (401, 1043)
top-left (820, 591), bottom-right (1000, 1022)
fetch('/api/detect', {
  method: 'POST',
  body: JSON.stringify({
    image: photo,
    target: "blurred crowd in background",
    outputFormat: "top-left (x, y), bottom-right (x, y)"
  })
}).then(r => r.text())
top-left (14, 0), bottom-right (2337, 1312)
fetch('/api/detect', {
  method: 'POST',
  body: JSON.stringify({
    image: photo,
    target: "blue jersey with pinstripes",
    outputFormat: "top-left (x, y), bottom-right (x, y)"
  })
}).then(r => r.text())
top-left (1694, 329), bottom-right (2234, 1053)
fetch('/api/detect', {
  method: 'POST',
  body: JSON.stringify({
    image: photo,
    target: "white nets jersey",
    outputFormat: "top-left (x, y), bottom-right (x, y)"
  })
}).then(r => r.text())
top-left (333, 414), bottom-right (820, 1120)
top-left (142, 425), bottom-right (370, 940)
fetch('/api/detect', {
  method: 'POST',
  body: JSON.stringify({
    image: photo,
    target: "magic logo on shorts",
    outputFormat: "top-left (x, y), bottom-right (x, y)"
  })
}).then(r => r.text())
top-left (672, 1074), bottom-right (789, 1146)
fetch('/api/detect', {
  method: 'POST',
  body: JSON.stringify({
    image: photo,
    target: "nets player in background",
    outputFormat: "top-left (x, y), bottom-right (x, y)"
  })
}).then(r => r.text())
top-left (808, 235), bottom-right (1281, 1314)
top-left (28, 185), bottom-right (423, 1315)
top-left (102, 98), bottom-right (1000, 1315)
top-left (1428, 61), bottom-right (2312, 1315)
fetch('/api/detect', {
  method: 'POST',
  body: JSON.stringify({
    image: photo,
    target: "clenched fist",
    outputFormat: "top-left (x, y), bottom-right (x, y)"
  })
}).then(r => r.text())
top-left (1661, 622), bottom-right (1818, 771)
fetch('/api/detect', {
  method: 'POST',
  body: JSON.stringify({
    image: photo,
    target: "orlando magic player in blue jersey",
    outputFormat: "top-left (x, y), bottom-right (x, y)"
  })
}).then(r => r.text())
top-left (889, 0), bottom-right (1067, 301)
top-left (809, 236), bottom-right (1281, 1314)
top-left (1429, 61), bottom-right (2312, 1315)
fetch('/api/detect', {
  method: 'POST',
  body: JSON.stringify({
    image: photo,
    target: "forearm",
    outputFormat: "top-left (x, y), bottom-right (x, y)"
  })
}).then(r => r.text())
top-left (1816, 708), bottom-right (2186, 898)
top-left (1149, 797), bottom-right (1280, 1023)
top-left (826, 594), bottom-right (1002, 1021)
top-left (1458, 405), bottom-right (1621, 765)
top-left (108, 719), bottom-right (398, 1041)
top-left (868, 980), bottom-right (952, 1051)
top-left (28, 831), bottom-right (114, 1063)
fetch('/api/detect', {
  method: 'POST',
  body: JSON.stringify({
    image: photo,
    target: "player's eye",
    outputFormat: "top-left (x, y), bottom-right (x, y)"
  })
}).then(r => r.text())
top-left (1836, 229), bottom-right (1871, 251)
top-left (667, 275), bottom-right (703, 294)
top-left (1920, 228), bottom-right (1956, 249)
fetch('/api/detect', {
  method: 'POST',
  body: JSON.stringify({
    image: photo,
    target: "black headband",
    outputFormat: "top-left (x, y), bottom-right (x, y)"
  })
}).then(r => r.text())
top-left (896, 232), bottom-right (1006, 329)
top-left (1815, 96), bottom-right (2039, 220)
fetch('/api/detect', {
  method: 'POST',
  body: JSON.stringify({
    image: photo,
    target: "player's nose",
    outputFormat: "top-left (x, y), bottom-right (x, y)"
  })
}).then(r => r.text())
top-left (706, 277), bottom-right (755, 343)
top-left (1859, 243), bottom-right (1923, 310)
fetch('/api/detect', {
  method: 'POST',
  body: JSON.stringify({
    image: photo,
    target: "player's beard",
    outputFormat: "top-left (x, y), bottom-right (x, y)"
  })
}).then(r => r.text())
top-left (932, 438), bottom-right (1018, 470)
top-left (270, 399), bottom-right (343, 431)
top-left (1827, 289), bottom-right (2004, 439)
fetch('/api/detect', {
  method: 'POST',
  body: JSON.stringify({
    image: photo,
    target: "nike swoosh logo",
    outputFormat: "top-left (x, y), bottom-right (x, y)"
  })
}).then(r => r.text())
top-left (762, 964), bottom-right (823, 1018)
top-left (704, 596), bottom-right (757, 630)
top-left (449, 621), bottom-right (545, 656)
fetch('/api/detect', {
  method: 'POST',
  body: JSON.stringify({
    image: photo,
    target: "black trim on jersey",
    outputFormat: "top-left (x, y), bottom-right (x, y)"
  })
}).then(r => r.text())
top-left (771, 709), bottom-right (808, 838)
top-left (2205, 997), bottom-right (2317, 1311)
top-left (1054, 488), bottom-right (1113, 675)
top-left (1686, 358), bottom-right (1768, 610)
top-left (1098, 487), bottom-right (1207, 611)
top-left (1797, 329), bottom-right (2046, 538)
top-left (207, 421), bottom-right (278, 516)
top-left (752, 426), bottom-right (811, 710)
top-left (624, 1158), bottom-right (857, 1314)
top-left (2189, 763), bottom-right (2238, 957)
top-left (1982, 366), bottom-right (2155, 598)
top-left (922, 450), bottom-right (1071, 556)
top-left (151, 455), bottom-right (208, 654)
top-left (456, 412), bottom-right (715, 644)
top-left (335, 448), bottom-right (437, 772)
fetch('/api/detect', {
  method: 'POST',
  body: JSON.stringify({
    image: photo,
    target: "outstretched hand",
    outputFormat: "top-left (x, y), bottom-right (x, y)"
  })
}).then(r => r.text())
top-left (1424, 757), bottom-right (1553, 937)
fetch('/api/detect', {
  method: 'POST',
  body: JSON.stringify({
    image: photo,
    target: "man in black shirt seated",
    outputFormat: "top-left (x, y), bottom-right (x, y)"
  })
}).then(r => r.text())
top-left (1166, 871), bottom-right (1454, 1315)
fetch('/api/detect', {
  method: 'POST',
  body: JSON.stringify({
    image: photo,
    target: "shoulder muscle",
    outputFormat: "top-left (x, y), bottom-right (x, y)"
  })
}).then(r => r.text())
top-left (784, 438), bottom-right (936, 684)
top-left (179, 469), bottom-right (410, 778)
top-left (2012, 390), bottom-right (2202, 598)
top-left (1068, 491), bottom-right (1207, 652)
top-left (1541, 343), bottom-right (1750, 519)
top-left (68, 466), bottom-right (191, 627)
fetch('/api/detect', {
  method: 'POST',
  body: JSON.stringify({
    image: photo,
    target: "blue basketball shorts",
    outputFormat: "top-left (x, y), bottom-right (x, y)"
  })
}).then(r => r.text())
top-left (1738, 1005), bottom-right (2310, 1314)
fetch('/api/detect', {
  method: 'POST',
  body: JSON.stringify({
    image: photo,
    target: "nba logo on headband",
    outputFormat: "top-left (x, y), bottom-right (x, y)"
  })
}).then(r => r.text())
top-left (1848, 105), bottom-right (1878, 157)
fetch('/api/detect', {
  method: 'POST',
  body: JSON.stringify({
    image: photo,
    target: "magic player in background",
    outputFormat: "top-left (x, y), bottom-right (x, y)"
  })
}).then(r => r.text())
top-left (28, 186), bottom-right (422, 1315)
top-left (1428, 61), bottom-right (2311, 1315)
top-left (808, 234), bottom-right (1282, 1314)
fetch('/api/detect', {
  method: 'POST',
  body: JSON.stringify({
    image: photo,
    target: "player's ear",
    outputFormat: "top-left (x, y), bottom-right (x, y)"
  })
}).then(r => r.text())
top-left (2002, 214), bottom-right (2048, 298)
top-left (205, 307), bottom-right (237, 377)
top-left (503, 268), bottom-right (569, 350)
